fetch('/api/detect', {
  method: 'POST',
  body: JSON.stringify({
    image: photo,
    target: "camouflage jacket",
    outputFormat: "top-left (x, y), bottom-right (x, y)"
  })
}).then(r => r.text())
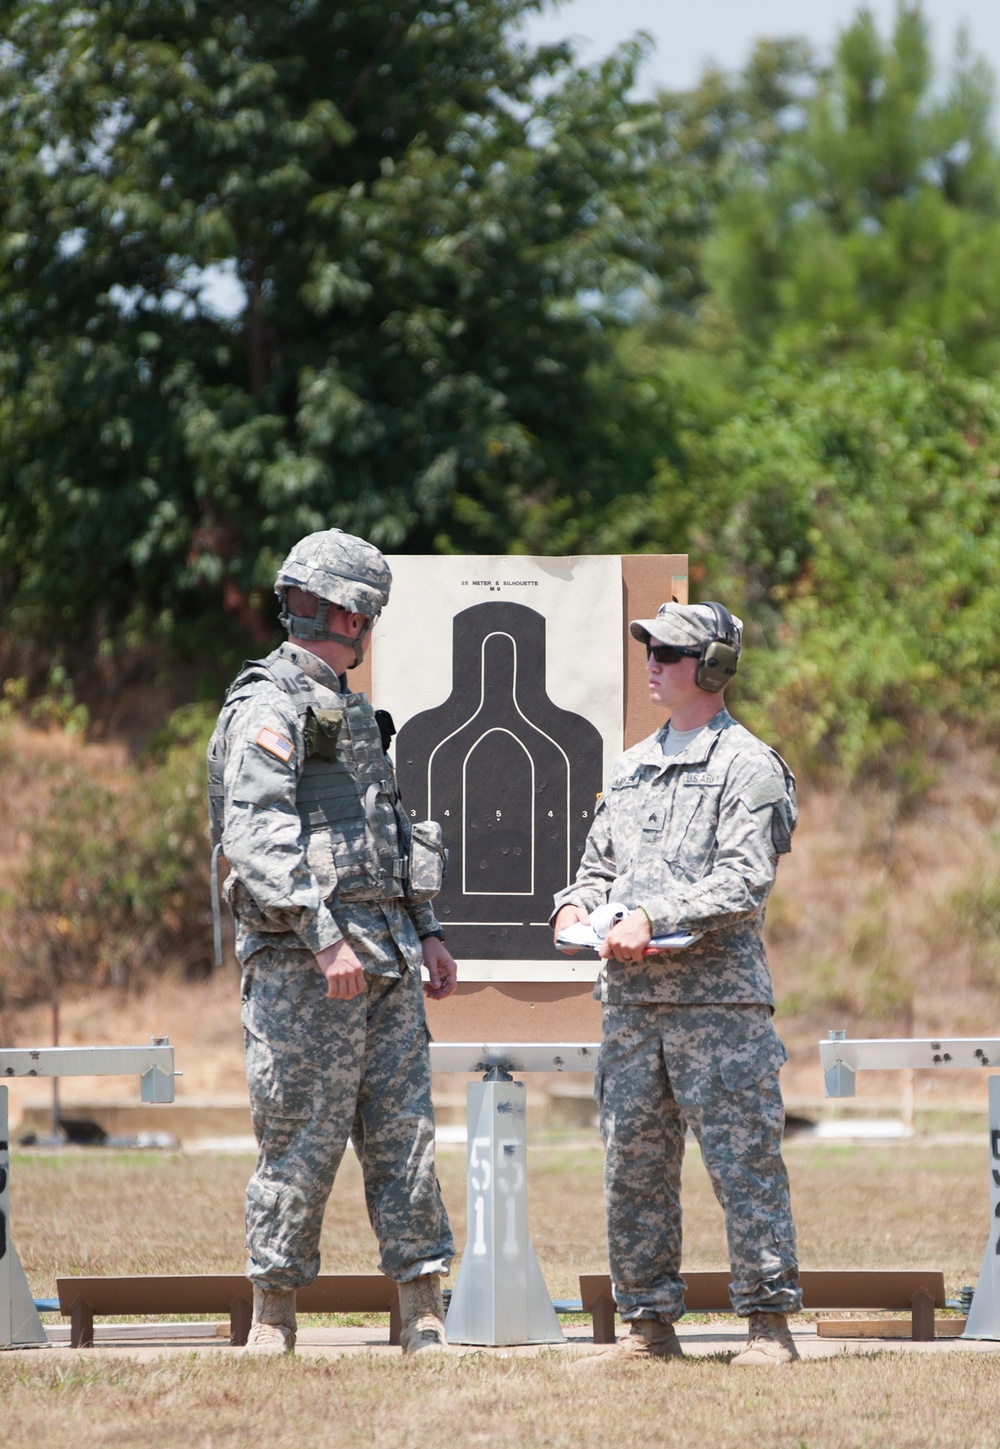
top-left (210, 642), bottom-right (441, 973)
top-left (552, 708), bottom-right (796, 1006)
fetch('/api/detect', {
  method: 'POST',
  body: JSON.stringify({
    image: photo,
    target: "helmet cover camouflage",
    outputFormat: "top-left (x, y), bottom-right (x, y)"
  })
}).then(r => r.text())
top-left (275, 529), bottom-right (392, 618)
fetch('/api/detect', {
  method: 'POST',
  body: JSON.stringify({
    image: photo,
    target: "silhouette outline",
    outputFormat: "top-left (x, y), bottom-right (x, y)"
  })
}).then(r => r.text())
top-left (395, 602), bottom-right (603, 959)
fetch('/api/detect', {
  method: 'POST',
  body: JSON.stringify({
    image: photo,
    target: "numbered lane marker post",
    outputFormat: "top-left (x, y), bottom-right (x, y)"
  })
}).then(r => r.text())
top-left (445, 1070), bottom-right (563, 1346)
top-left (964, 1075), bottom-right (1000, 1339)
top-left (0, 1085), bottom-right (48, 1349)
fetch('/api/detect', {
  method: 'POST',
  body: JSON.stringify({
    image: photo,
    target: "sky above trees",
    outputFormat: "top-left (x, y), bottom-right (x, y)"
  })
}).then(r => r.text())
top-left (522, 0), bottom-right (1000, 96)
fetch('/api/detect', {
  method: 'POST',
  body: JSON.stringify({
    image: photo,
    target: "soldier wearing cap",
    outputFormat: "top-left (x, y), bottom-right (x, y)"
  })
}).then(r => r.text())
top-left (553, 601), bottom-right (802, 1366)
top-left (207, 529), bottom-right (456, 1355)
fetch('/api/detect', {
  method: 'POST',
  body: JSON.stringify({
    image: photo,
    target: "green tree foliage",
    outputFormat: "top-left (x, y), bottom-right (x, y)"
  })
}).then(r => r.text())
top-left (614, 338), bottom-right (1000, 781)
top-left (0, 0), bottom-right (680, 658)
top-left (6, 2), bottom-right (1000, 1004)
top-left (4, 0), bottom-right (1000, 796)
top-left (704, 4), bottom-right (1000, 368)
top-left (650, 36), bottom-right (819, 323)
top-left (686, 355), bottom-right (1000, 779)
top-left (586, 5), bottom-right (1000, 781)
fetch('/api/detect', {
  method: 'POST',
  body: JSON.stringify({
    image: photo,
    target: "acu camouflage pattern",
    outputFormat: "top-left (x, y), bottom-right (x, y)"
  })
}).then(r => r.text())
top-left (555, 706), bottom-right (800, 1320)
top-left (598, 1004), bottom-right (800, 1320)
top-left (552, 707), bottom-right (797, 1006)
top-left (629, 600), bottom-right (744, 652)
top-left (275, 528), bottom-right (392, 617)
top-left (210, 640), bottom-right (451, 1288)
top-left (243, 944), bottom-right (452, 1287)
top-left (212, 641), bottom-right (441, 969)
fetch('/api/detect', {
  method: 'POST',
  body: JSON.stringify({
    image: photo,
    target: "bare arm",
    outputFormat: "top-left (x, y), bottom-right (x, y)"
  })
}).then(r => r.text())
top-left (421, 936), bottom-right (458, 1000)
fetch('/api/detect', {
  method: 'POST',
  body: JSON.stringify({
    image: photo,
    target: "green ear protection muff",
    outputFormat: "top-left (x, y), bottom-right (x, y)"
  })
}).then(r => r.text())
top-left (695, 601), bottom-right (740, 693)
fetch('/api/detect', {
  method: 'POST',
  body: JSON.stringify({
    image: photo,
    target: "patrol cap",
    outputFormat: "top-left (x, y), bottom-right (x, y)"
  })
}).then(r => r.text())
top-left (630, 601), bottom-right (744, 653)
top-left (275, 529), bottom-right (391, 618)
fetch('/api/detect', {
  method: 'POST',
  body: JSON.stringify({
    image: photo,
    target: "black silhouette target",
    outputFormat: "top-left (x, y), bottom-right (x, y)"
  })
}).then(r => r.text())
top-left (395, 602), bottom-right (603, 959)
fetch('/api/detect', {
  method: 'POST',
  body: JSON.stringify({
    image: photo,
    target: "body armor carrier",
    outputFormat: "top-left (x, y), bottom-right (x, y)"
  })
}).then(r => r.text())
top-left (207, 653), bottom-right (437, 965)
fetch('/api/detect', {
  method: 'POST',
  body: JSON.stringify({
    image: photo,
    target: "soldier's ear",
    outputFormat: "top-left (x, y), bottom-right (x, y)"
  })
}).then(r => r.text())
top-left (325, 606), bottom-right (358, 635)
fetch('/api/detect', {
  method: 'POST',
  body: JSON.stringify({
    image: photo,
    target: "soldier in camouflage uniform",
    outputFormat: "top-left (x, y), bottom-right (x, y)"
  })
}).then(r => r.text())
top-left (207, 529), bottom-right (456, 1355)
top-left (553, 601), bottom-right (802, 1366)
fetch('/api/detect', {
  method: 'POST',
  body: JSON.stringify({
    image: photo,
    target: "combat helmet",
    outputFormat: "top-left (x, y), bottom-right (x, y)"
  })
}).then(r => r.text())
top-left (275, 529), bottom-right (391, 667)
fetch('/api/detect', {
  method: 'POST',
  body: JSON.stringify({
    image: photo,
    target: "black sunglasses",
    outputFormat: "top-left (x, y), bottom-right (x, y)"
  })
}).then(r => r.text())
top-left (645, 644), bottom-right (701, 665)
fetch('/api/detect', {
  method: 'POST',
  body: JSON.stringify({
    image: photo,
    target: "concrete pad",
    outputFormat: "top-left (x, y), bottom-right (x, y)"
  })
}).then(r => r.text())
top-left (4, 1319), bottom-right (999, 1363)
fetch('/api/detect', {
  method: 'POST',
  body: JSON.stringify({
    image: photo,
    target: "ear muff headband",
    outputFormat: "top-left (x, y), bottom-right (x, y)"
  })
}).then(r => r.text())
top-left (695, 601), bottom-right (740, 693)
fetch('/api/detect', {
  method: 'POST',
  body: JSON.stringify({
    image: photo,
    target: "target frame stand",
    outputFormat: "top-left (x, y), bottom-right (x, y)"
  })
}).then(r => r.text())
top-left (445, 1069), bottom-right (563, 1347)
top-left (0, 1041), bottom-right (176, 1350)
top-left (432, 1047), bottom-right (595, 1347)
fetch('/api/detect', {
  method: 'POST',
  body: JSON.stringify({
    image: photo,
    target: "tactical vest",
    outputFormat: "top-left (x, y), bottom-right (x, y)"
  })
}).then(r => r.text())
top-left (207, 652), bottom-right (419, 964)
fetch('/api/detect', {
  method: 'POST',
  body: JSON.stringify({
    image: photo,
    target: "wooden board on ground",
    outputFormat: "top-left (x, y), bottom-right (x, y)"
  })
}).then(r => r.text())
top-left (817, 1319), bottom-right (966, 1338)
top-left (579, 1270), bottom-right (947, 1343)
top-left (57, 1274), bottom-right (401, 1348)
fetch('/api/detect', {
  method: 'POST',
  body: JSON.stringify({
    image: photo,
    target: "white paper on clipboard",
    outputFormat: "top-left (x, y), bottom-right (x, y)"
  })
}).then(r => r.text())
top-left (555, 902), bottom-right (702, 954)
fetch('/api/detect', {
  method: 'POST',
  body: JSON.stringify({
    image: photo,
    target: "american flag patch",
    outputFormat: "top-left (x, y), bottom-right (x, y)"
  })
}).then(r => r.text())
top-left (256, 726), bottom-right (295, 762)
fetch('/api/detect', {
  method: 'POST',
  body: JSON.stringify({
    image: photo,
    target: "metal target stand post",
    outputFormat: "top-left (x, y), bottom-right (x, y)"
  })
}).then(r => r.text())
top-left (429, 1043), bottom-right (599, 1346)
top-left (0, 1040), bottom-right (177, 1350)
top-left (820, 1033), bottom-right (1000, 1340)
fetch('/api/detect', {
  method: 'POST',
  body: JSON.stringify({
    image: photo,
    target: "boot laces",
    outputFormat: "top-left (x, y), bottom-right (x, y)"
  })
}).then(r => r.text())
top-left (750, 1311), bottom-right (787, 1342)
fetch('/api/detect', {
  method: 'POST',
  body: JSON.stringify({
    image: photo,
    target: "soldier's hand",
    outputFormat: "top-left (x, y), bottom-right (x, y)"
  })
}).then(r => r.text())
top-left (552, 903), bottom-right (589, 953)
top-left (316, 940), bottom-right (367, 1000)
top-left (422, 936), bottom-right (458, 1000)
top-left (599, 909), bottom-right (652, 963)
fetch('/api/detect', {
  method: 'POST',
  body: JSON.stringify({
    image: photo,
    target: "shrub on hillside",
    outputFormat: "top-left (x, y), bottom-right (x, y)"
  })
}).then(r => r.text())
top-left (0, 705), bottom-right (216, 1009)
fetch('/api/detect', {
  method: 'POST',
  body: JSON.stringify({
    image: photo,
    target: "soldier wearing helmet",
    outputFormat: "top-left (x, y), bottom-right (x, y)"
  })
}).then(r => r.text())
top-left (208, 529), bottom-right (456, 1356)
top-left (274, 528), bottom-right (391, 663)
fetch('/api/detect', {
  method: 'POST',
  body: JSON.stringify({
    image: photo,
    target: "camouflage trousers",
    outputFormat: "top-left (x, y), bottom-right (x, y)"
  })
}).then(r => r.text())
top-left (241, 944), bottom-right (453, 1290)
top-left (597, 1002), bottom-right (801, 1322)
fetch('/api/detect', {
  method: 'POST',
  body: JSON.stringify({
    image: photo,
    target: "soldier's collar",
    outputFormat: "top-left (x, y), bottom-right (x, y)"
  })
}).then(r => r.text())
top-left (278, 640), bottom-right (343, 692)
top-left (647, 707), bottom-right (731, 768)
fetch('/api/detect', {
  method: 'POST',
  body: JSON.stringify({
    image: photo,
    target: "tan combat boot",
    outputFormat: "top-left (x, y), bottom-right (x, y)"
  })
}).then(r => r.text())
top-left (731, 1310), bottom-right (799, 1366)
top-left (398, 1273), bottom-right (448, 1354)
top-left (609, 1318), bottom-right (684, 1359)
top-left (244, 1285), bottom-right (297, 1355)
top-left (577, 1318), bottom-right (684, 1365)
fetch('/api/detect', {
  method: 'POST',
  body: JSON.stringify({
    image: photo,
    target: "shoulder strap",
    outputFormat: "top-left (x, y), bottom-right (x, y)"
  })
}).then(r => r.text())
top-left (225, 653), bottom-right (323, 709)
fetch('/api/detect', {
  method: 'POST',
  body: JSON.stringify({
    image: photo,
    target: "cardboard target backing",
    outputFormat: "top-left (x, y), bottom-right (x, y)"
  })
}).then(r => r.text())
top-left (355, 554), bottom-right (688, 1041)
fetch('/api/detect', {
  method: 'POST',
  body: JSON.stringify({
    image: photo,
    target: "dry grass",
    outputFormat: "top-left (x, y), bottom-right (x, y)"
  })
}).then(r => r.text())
top-left (3, 1353), bottom-right (1000, 1449)
top-left (3, 724), bottom-right (1000, 1116)
top-left (3, 722), bottom-right (1000, 1040)
top-left (3, 1077), bottom-right (991, 1443)
top-left (2, 1138), bottom-right (998, 1448)
top-left (9, 1136), bottom-right (988, 1303)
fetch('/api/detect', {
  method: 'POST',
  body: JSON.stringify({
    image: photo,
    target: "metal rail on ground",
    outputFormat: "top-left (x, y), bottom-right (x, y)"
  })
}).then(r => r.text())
top-left (0, 1041), bottom-right (177, 1350)
top-left (820, 1033), bottom-right (1000, 1340)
